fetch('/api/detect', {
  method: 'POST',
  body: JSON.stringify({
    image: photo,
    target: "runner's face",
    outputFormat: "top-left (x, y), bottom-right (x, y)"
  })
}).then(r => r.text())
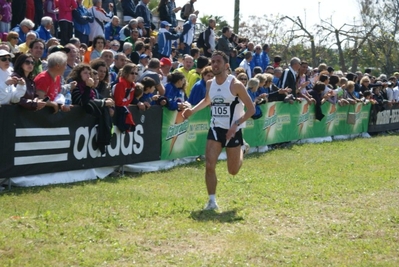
top-left (211, 55), bottom-right (226, 76)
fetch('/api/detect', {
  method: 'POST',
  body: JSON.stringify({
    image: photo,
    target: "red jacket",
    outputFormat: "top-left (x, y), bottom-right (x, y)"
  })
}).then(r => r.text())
top-left (57, 0), bottom-right (78, 22)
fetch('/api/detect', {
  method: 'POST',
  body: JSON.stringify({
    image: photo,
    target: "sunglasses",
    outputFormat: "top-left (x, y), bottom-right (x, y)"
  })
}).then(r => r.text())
top-left (238, 78), bottom-right (247, 81)
top-left (11, 37), bottom-right (18, 40)
top-left (112, 44), bottom-right (120, 47)
top-left (130, 72), bottom-right (139, 75)
top-left (0, 57), bottom-right (11, 62)
top-left (24, 60), bottom-right (35, 65)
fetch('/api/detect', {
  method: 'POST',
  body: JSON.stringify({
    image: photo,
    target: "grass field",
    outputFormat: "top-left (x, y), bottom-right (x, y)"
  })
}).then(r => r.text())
top-left (1, 135), bottom-right (399, 266)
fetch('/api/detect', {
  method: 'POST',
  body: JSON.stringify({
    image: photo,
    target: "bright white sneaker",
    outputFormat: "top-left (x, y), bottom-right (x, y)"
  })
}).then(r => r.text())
top-left (204, 200), bottom-right (219, 210)
top-left (242, 140), bottom-right (250, 155)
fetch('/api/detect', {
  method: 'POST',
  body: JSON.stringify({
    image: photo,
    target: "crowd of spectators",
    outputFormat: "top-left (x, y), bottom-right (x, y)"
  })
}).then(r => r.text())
top-left (0, 0), bottom-right (398, 153)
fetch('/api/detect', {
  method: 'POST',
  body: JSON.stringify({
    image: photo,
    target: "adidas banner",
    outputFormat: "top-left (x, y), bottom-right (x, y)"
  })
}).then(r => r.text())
top-left (0, 105), bottom-right (162, 178)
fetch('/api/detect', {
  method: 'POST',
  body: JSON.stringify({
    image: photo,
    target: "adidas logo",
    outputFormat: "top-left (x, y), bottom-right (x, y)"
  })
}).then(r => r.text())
top-left (217, 88), bottom-right (221, 91)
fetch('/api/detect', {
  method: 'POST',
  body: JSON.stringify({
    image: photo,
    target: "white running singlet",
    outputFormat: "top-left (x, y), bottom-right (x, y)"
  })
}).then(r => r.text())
top-left (209, 74), bottom-right (245, 130)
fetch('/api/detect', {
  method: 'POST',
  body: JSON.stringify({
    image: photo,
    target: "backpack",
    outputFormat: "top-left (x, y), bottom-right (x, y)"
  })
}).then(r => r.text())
top-left (196, 30), bottom-right (206, 48)
top-left (180, 4), bottom-right (188, 20)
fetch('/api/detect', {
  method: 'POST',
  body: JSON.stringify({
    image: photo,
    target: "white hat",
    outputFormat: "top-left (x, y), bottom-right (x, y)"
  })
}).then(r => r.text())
top-left (0, 49), bottom-right (14, 58)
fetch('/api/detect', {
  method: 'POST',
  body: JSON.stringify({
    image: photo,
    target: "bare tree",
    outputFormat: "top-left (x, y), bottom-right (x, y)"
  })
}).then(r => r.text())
top-left (358, 0), bottom-right (399, 74)
top-left (281, 16), bottom-right (318, 67)
top-left (317, 17), bottom-right (377, 72)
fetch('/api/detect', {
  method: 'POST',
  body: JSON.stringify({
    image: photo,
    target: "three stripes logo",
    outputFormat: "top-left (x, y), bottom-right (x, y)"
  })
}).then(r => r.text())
top-left (14, 127), bottom-right (71, 166)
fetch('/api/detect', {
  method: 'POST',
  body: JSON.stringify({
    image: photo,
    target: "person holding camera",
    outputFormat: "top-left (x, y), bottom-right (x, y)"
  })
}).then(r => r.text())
top-left (0, 50), bottom-right (27, 105)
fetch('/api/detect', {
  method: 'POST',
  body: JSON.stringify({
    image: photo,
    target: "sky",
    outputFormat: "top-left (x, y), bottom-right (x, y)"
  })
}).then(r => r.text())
top-left (184, 0), bottom-right (361, 29)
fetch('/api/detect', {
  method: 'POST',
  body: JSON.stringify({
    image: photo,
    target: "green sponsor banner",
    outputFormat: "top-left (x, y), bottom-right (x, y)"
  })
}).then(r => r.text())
top-left (161, 102), bottom-right (371, 159)
top-left (161, 108), bottom-right (210, 160)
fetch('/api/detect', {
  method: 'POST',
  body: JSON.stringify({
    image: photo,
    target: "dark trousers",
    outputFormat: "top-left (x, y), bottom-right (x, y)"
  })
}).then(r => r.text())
top-left (74, 30), bottom-right (89, 46)
top-left (59, 21), bottom-right (73, 46)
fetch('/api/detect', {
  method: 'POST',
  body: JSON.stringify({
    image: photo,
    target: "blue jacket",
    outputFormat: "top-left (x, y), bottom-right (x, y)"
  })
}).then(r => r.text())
top-left (250, 52), bottom-right (263, 73)
top-left (247, 88), bottom-right (263, 119)
top-left (261, 51), bottom-right (270, 70)
top-left (11, 25), bottom-right (25, 44)
top-left (122, 0), bottom-right (136, 17)
top-left (165, 82), bottom-right (187, 110)
top-left (157, 28), bottom-right (180, 57)
top-left (72, 3), bottom-right (93, 35)
top-left (135, 1), bottom-right (153, 29)
top-left (104, 22), bottom-right (121, 41)
top-left (188, 79), bottom-right (206, 106)
top-left (139, 92), bottom-right (156, 105)
top-left (35, 26), bottom-right (53, 42)
top-left (179, 20), bottom-right (195, 45)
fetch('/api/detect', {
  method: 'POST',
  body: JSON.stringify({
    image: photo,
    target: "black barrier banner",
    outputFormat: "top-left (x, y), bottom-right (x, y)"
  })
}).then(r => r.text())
top-left (368, 103), bottom-right (399, 133)
top-left (0, 105), bottom-right (162, 178)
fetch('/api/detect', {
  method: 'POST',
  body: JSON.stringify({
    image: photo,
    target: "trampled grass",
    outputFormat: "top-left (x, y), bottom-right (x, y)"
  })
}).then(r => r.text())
top-left (1, 136), bottom-right (399, 266)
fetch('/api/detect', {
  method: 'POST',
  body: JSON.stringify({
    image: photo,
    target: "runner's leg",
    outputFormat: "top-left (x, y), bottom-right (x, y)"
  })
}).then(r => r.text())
top-left (205, 139), bottom-right (223, 195)
top-left (226, 145), bottom-right (243, 176)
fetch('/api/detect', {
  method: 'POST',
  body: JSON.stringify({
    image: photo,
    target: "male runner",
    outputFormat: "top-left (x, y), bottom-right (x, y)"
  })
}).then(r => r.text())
top-left (182, 50), bottom-right (255, 210)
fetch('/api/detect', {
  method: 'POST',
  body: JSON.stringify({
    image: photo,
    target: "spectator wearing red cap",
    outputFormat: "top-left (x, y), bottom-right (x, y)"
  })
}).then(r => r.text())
top-left (160, 57), bottom-right (172, 85)
top-left (157, 20), bottom-right (181, 59)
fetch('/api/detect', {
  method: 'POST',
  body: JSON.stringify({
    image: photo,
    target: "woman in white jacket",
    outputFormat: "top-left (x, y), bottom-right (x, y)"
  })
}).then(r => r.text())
top-left (0, 50), bottom-right (26, 105)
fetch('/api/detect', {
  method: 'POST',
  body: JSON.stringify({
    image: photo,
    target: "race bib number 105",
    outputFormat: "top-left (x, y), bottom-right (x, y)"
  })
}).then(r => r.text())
top-left (211, 103), bottom-right (230, 117)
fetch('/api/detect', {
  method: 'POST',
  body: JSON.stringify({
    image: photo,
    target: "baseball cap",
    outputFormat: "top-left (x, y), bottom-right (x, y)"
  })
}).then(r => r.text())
top-left (48, 45), bottom-right (70, 54)
top-left (140, 54), bottom-right (150, 59)
top-left (394, 72), bottom-right (399, 76)
top-left (0, 49), bottom-right (14, 58)
top-left (160, 57), bottom-right (172, 66)
top-left (160, 21), bottom-right (172, 28)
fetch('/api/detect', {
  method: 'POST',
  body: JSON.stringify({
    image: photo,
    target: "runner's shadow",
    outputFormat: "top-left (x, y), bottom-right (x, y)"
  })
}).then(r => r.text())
top-left (189, 209), bottom-right (244, 223)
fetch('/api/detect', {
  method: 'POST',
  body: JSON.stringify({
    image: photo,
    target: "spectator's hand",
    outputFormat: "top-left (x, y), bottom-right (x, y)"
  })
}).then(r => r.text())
top-left (259, 93), bottom-right (267, 98)
top-left (105, 98), bottom-right (114, 107)
top-left (16, 77), bottom-right (26, 86)
top-left (36, 100), bottom-right (46, 111)
top-left (144, 102), bottom-right (151, 109)
top-left (182, 108), bottom-right (193, 119)
top-left (0, 15), bottom-right (3, 21)
top-left (194, 10), bottom-right (199, 15)
top-left (5, 77), bottom-right (19, 86)
top-left (108, 3), bottom-right (114, 10)
top-left (70, 81), bottom-right (78, 90)
top-left (137, 102), bottom-right (146, 110)
top-left (48, 101), bottom-right (59, 114)
top-left (61, 104), bottom-right (72, 112)
top-left (160, 99), bottom-right (167, 106)
top-left (86, 78), bottom-right (94, 88)
top-left (300, 81), bottom-right (310, 88)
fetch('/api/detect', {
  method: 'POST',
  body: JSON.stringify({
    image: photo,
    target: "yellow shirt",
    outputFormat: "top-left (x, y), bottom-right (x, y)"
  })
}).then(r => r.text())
top-left (186, 69), bottom-right (201, 97)
top-left (18, 43), bottom-right (30, 54)
top-left (83, 0), bottom-right (91, 8)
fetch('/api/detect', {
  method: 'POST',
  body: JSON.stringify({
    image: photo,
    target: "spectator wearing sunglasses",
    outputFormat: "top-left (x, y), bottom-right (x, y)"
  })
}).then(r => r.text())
top-left (113, 63), bottom-right (139, 133)
top-left (0, 50), bottom-right (26, 105)
top-left (11, 53), bottom-right (46, 111)
top-left (6, 31), bottom-right (20, 54)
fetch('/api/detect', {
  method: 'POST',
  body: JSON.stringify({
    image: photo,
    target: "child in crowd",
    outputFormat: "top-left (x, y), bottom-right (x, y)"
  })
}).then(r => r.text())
top-left (361, 90), bottom-right (377, 104)
top-left (139, 76), bottom-right (167, 108)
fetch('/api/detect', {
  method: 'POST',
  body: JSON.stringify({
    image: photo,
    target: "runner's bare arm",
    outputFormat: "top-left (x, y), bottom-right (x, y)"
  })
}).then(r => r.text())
top-left (182, 80), bottom-right (212, 119)
top-left (231, 78), bottom-right (255, 125)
